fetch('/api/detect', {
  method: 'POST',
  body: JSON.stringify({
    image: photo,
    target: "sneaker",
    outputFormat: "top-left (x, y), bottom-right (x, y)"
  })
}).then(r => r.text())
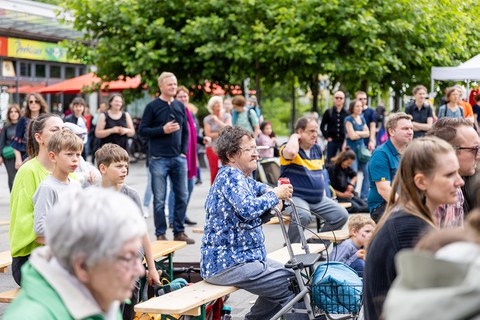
top-left (184, 217), bottom-right (197, 225)
top-left (174, 232), bottom-right (195, 245)
top-left (156, 234), bottom-right (168, 241)
top-left (195, 180), bottom-right (202, 185)
top-left (169, 223), bottom-right (173, 229)
top-left (143, 206), bottom-right (149, 218)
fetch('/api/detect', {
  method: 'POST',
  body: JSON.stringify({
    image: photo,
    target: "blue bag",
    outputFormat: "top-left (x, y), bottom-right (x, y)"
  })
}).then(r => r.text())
top-left (311, 262), bottom-right (362, 314)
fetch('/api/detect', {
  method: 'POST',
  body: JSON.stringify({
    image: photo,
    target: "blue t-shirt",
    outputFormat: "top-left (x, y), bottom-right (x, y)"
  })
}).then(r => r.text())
top-left (344, 115), bottom-right (366, 152)
top-left (367, 139), bottom-right (400, 211)
top-left (362, 108), bottom-right (376, 145)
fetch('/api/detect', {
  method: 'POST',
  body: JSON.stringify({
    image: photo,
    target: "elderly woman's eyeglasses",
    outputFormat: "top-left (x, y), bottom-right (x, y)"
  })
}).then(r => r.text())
top-left (114, 252), bottom-right (144, 269)
top-left (454, 145), bottom-right (480, 157)
top-left (241, 147), bottom-right (259, 155)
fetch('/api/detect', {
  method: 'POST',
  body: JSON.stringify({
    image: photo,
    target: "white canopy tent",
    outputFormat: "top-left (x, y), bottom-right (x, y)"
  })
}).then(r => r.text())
top-left (430, 54), bottom-right (480, 93)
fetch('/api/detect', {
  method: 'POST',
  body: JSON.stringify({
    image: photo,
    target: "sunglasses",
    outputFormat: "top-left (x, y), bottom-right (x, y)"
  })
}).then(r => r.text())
top-left (334, 97), bottom-right (344, 100)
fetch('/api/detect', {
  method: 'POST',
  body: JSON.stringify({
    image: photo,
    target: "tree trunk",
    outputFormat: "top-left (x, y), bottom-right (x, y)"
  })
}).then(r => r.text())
top-left (310, 74), bottom-right (319, 114)
top-left (291, 80), bottom-right (296, 134)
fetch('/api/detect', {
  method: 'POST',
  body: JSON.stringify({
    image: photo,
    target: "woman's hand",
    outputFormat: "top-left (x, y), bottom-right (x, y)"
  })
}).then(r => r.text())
top-left (15, 158), bottom-right (23, 170)
top-left (273, 184), bottom-right (293, 200)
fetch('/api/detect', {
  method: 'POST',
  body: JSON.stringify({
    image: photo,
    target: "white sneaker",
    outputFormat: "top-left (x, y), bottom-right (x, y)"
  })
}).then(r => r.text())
top-left (143, 206), bottom-right (150, 218)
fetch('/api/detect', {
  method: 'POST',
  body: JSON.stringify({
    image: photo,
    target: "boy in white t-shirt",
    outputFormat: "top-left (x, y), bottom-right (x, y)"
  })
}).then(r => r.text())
top-left (33, 130), bottom-right (83, 243)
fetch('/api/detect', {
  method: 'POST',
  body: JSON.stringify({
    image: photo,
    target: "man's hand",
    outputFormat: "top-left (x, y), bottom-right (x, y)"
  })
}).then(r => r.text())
top-left (163, 120), bottom-right (180, 134)
top-left (203, 136), bottom-right (212, 145)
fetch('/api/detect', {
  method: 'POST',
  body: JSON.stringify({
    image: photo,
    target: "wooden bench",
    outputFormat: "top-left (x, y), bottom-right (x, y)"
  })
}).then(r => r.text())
top-left (0, 288), bottom-right (20, 303)
top-left (310, 229), bottom-right (350, 243)
top-left (134, 243), bottom-right (325, 318)
top-left (191, 216), bottom-right (291, 235)
top-left (0, 251), bottom-right (12, 273)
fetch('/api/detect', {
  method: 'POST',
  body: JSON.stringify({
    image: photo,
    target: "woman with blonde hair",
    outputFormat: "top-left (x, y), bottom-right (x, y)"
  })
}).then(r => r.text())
top-left (364, 136), bottom-right (465, 320)
top-left (95, 93), bottom-right (135, 153)
top-left (203, 96), bottom-right (232, 184)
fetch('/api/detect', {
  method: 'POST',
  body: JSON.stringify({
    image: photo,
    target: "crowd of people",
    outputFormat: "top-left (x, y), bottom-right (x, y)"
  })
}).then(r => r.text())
top-left (2, 73), bottom-right (480, 319)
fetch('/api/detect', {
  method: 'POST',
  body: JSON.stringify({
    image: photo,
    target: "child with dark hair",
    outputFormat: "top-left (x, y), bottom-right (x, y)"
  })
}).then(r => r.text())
top-left (327, 148), bottom-right (369, 213)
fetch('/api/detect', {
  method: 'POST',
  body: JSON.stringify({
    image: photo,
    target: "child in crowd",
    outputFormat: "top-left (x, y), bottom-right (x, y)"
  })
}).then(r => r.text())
top-left (95, 143), bottom-right (160, 319)
top-left (256, 121), bottom-right (278, 158)
top-left (63, 122), bottom-right (101, 188)
top-left (33, 130), bottom-right (83, 244)
top-left (327, 149), bottom-right (369, 213)
top-left (330, 215), bottom-right (376, 276)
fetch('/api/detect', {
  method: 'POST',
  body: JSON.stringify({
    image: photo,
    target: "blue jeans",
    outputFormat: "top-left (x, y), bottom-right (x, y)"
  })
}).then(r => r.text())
top-left (326, 139), bottom-right (344, 163)
top-left (149, 155), bottom-right (188, 236)
top-left (143, 168), bottom-right (152, 208)
top-left (168, 177), bottom-right (195, 224)
top-left (351, 158), bottom-right (369, 200)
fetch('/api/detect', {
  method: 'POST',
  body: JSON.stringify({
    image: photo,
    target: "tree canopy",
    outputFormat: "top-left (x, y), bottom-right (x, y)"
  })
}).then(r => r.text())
top-left (61, 0), bottom-right (479, 104)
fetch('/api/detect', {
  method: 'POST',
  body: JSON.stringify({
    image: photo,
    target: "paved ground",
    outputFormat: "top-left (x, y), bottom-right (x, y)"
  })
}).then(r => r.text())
top-left (0, 159), bottom-right (299, 318)
top-left (0, 154), bottom-right (360, 318)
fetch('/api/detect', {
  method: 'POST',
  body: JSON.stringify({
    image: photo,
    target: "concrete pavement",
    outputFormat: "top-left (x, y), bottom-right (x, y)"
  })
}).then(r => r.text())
top-left (0, 159), bottom-right (295, 318)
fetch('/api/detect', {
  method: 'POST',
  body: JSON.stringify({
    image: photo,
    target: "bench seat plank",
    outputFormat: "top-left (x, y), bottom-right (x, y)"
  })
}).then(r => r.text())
top-left (0, 251), bottom-right (12, 273)
top-left (312, 229), bottom-right (350, 242)
top-left (135, 243), bottom-right (325, 315)
top-left (0, 288), bottom-right (20, 303)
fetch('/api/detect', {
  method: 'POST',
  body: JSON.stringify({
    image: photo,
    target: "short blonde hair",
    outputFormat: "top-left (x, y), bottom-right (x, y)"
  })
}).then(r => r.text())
top-left (157, 72), bottom-right (176, 85)
top-left (385, 112), bottom-right (412, 137)
top-left (348, 215), bottom-right (376, 236)
top-left (207, 96), bottom-right (223, 114)
top-left (95, 143), bottom-right (129, 169)
top-left (48, 130), bottom-right (84, 155)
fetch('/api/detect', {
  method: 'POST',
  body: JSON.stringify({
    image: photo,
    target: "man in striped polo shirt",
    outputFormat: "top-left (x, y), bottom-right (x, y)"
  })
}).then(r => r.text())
top-left (281, 116), bottom-right (349, 243)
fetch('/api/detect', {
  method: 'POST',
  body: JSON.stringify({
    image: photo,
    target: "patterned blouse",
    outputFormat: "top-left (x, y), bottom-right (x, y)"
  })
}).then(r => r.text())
top-left (200, 166), bottom-right (279, 279)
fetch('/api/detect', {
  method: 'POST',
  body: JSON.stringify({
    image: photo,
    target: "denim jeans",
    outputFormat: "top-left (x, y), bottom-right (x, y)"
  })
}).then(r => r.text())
top-left (149, 155), bottom-right (188, 236)
top-left (326, 139), bottom-right (344, 163)
top-left (168, 177), bottom-right (195, 224)
top-left (143, 167), bottom-right (152, 208)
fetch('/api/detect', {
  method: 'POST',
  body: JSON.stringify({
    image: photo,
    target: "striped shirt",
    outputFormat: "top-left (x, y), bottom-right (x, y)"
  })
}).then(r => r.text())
top-left (279, 144), bottom-right (325, 204)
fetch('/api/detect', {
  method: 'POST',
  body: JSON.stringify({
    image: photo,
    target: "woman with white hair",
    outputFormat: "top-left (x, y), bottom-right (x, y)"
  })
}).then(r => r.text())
top-left (203, 96), bottom-right (232, 184)
top-left (4, 188), bottom-right (147, 319)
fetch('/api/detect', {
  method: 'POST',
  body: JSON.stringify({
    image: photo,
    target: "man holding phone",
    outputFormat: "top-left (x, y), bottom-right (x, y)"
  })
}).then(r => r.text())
top-left (139, 72), bottom-right (194, 244)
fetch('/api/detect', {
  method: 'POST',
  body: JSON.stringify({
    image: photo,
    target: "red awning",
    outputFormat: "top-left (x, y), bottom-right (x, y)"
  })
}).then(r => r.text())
top-left (39, 73), bottom-right (141, 94)
top-left (7, 84), bottom-right (46, 94)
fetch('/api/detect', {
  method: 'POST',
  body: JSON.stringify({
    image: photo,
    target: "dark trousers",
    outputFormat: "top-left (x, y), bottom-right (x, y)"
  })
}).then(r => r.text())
top-left (326, 139), bottom-right (344, 163)
top-left (12, 255), bottom-right (30, 286)
top-left (370, 201), bottom-right (387, 223)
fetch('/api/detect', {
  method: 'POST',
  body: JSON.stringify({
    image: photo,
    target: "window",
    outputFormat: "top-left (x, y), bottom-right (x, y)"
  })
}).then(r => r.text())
top-left (65, 66), bottom-right (76, 79)
top-left (19, 62), bottom-right (31, 77)
top-left (50, 65), bottom-right (61, 78)
top-left (35, 64), bottom-right (46, 78)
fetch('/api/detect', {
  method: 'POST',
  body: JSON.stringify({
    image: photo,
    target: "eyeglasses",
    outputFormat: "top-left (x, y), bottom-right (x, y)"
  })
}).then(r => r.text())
top-left (454, 145), bottom-right (480, 156)
top-left (29, 100), bottom-right (40, 104)
top-left (334, 97), bottom-right (344, 100)
top-left (114, 252), bottom-right (144, 269)
top-left (241, 147), bottom-right (259, 155)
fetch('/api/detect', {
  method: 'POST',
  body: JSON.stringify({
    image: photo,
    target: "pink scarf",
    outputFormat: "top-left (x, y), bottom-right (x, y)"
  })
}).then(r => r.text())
top-left (186, 107), bottom-right (197, 179)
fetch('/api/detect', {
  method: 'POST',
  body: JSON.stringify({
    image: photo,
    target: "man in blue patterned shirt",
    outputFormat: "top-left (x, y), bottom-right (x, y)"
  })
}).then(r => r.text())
top-left (281, 117), bottom-right (349, 243)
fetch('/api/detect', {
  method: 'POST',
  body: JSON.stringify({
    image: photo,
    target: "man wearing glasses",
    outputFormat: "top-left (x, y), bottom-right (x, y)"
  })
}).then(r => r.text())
top-left (320, 90), bottom-right (348, 163)
top-left (427, 118), bottom-right (480, 226)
